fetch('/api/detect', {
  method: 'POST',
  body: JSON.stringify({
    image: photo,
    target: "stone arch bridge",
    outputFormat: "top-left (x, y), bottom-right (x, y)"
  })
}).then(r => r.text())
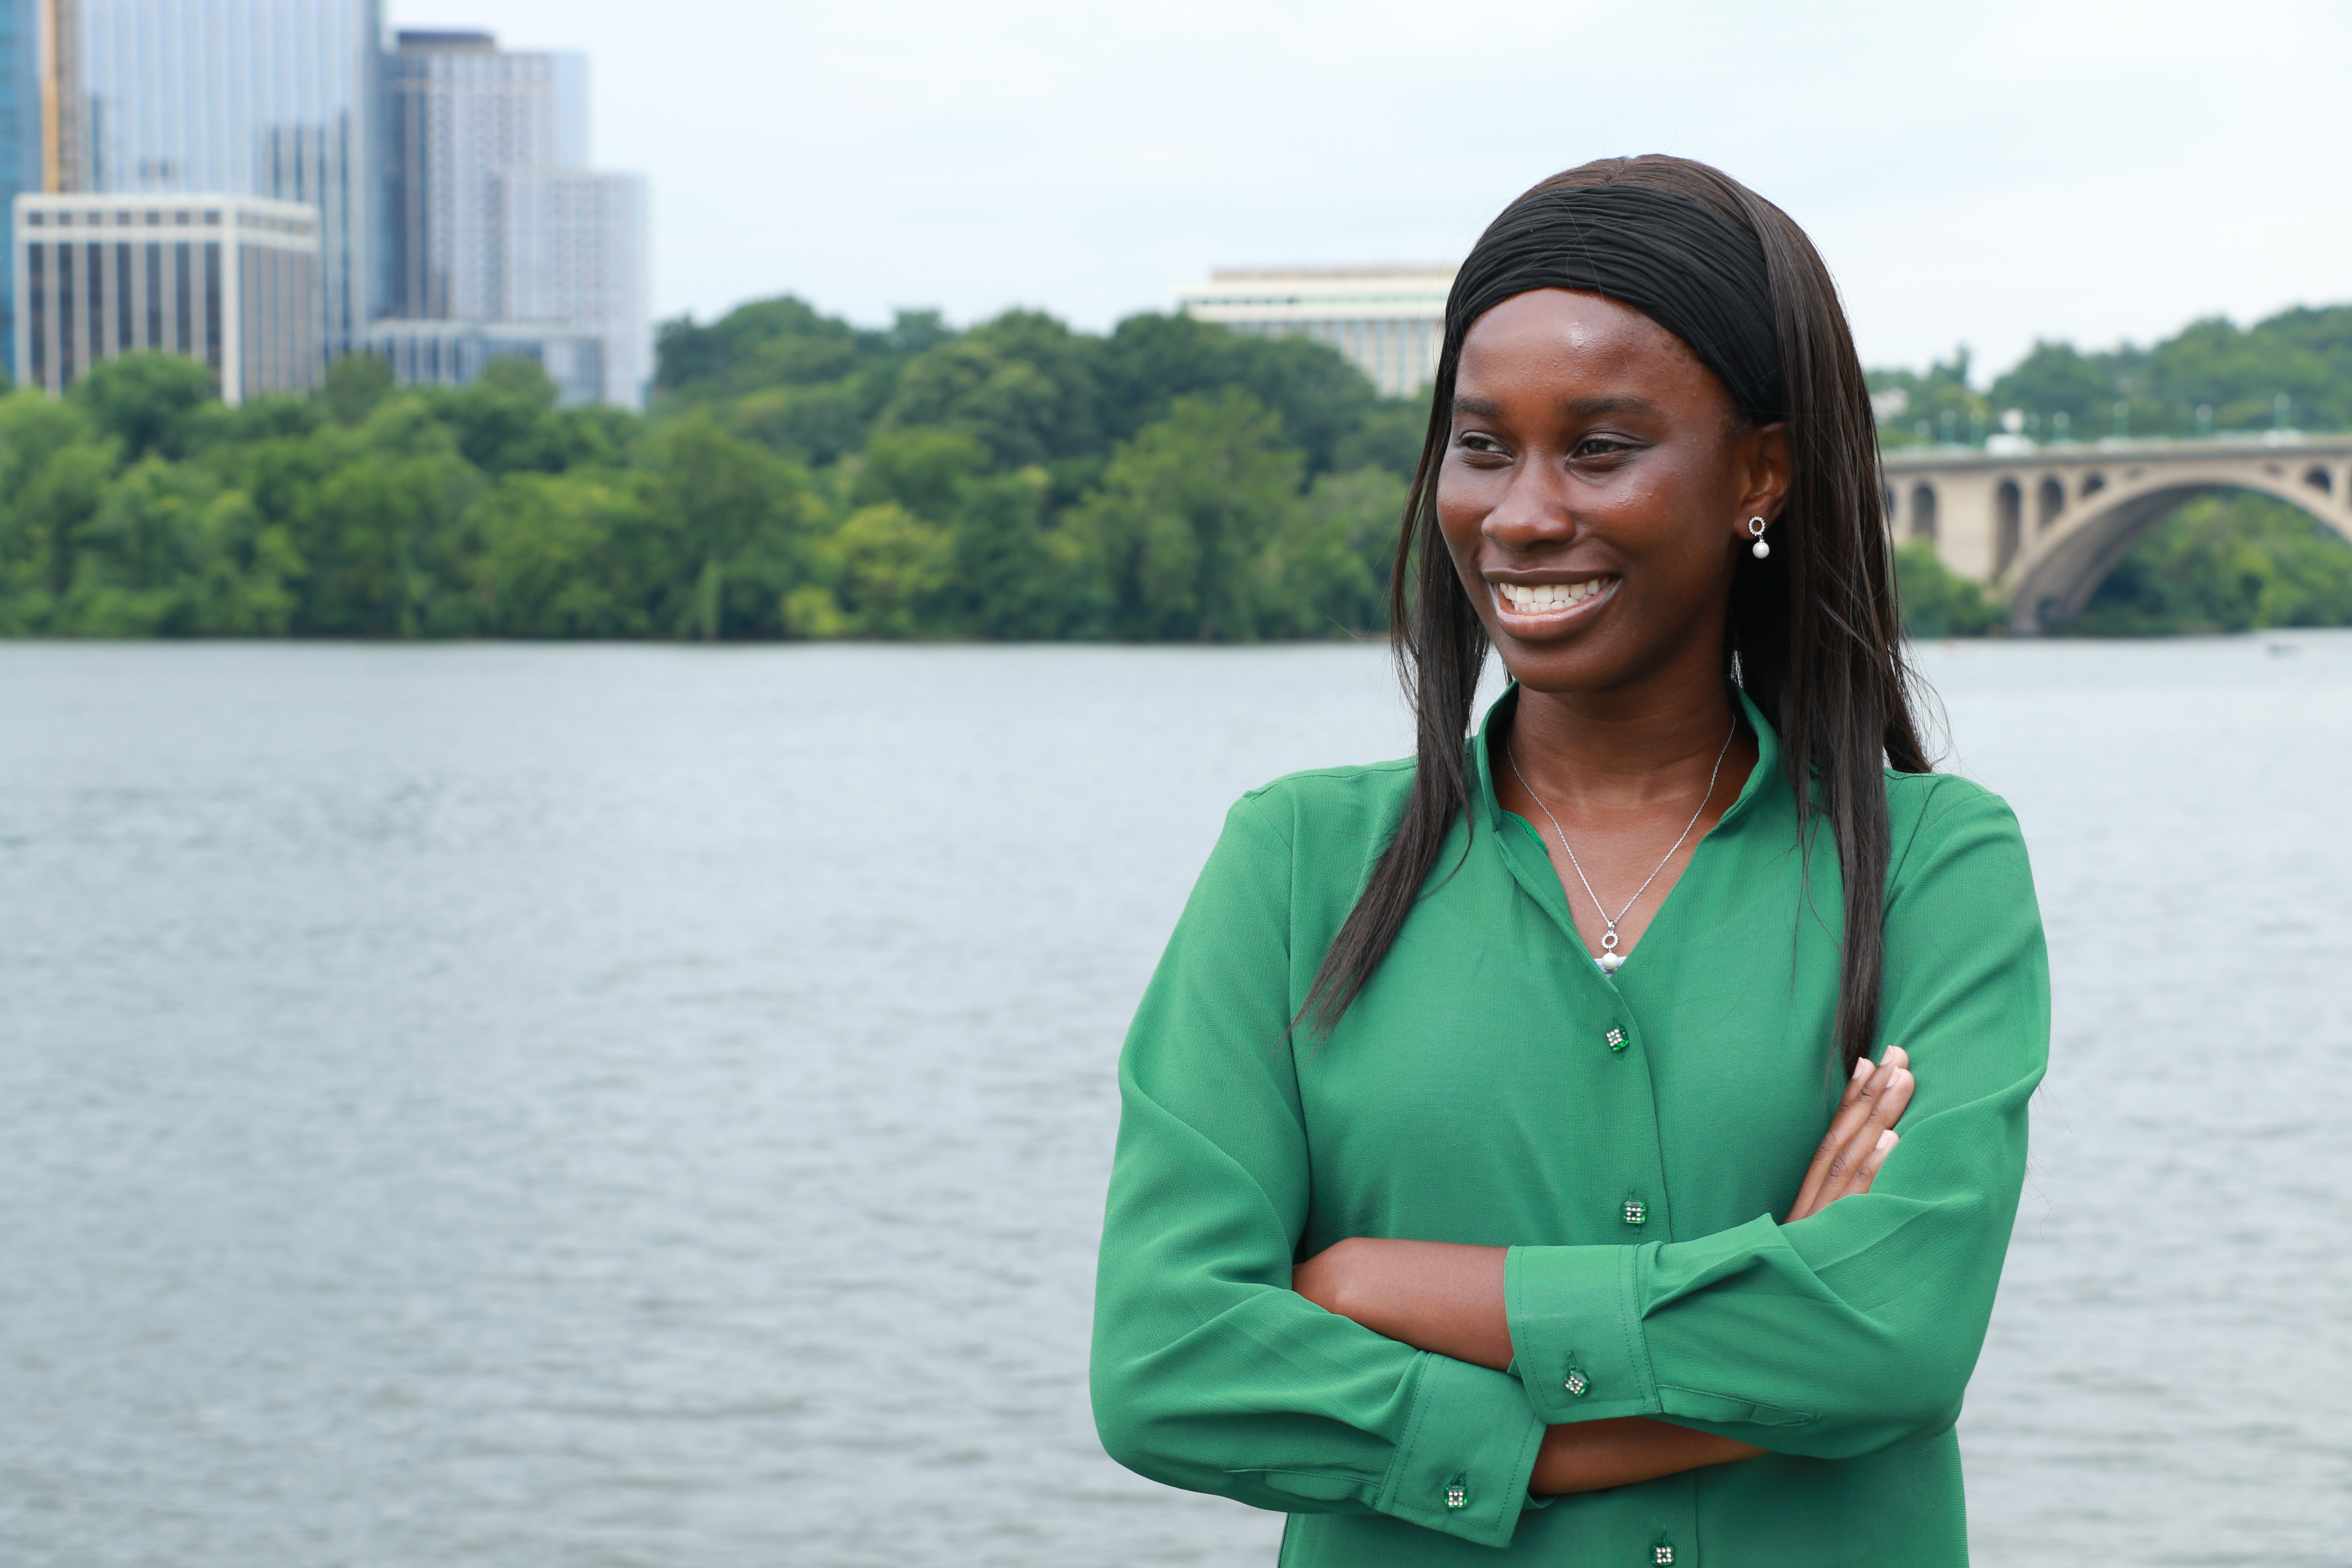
top-left (1881, 437), bottom-right (2352, 631)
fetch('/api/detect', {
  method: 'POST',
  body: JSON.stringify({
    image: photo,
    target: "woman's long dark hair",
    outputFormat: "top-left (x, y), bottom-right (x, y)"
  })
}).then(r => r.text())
top-left (1302, 155), bottom-right (1930, 1075)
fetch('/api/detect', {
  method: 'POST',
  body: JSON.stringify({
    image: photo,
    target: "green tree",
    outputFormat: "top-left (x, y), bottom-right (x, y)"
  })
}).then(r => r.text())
top-left (827, 502), bottom-right (954, 637)
top-left (644, 409), bottom-right (815, 639)
top-left (58, 457), bottom-right (221, 633)
top-left (1894, 541), bottom-right (2003, 638)
top-left (1258, 466), bottom-right (1406, 637)
top-left (1072, 389), bottom-right (1306, 640)
top-left (0, 392), bottom-right (117, 627)
top-left (1869, 351), bottom-right (1985, 447)
top-left (880, 310), bottom-right (1104, 470)
top-left (1985, 341), bottom-right (2120, 441)
top-left (2069, 492), bottom-right (2352, 634)
top-left (468, 471), bottom-right (643, 636)
top-left (325, 353), bottom-right (395, 426)
top-left (70, 352), bottom-right (217, 462)
top-left (289, 401), bottom-right (484, 636)
top-left (1096, 311), bottom-right (1400, 477)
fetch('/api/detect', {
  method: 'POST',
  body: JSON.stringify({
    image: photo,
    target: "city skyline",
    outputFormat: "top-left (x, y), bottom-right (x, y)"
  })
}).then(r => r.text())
top-left (9, 0), bottom-right (647, 404)
top-left (390, 0), bottom-right (2352, 380)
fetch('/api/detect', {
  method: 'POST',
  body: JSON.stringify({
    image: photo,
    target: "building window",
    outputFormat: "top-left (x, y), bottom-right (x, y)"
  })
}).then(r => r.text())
top-left (28, 242), bottom-right (46, 386)
top-left (203, 242), bottom-right (222, 372)
top-left (146, 244), bottom-right (163, 349)
top-left (116, 242), bottom-right (134, 354)
top-left (86, 242), bottom-right (106, 368)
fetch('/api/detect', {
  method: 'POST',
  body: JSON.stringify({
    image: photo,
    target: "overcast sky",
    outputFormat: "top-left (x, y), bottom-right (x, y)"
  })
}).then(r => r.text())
top-left (386, 0), bottom-right (2352, 381)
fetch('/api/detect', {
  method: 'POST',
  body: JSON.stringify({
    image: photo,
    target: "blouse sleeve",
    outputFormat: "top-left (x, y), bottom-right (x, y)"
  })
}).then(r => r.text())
top-left (1502, 778), bottom-right (2050, 1456)
top-left (1090, 795), bottom-right (1549, 1549)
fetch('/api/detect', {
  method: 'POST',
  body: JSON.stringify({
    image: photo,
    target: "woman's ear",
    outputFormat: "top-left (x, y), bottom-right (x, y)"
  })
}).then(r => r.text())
top-left (1732, 422), bottom-right (1792, 535)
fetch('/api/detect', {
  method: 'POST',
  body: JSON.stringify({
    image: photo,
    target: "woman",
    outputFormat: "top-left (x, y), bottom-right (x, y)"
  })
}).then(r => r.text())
top-left (1090, 156), bottom-right (2046, 1565)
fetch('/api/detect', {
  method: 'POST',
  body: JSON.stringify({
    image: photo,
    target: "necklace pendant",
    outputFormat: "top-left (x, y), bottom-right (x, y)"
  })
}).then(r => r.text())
top-left (1599, 951), bottom-right (1623, 975)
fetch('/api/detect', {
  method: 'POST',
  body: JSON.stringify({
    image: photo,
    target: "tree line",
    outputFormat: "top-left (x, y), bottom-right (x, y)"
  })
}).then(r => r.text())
top-left (0, 292), bottom-right (2346, 642)
top-left (0, 303), bottom-right (1422, 641)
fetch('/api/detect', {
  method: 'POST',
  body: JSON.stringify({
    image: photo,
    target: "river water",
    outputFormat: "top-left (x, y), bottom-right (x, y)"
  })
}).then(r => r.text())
top-left (0, 637), bottom-right (2346, 1567)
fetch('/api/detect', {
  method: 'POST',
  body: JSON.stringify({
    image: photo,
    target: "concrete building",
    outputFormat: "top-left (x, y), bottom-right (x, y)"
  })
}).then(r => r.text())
top-left (13, 191), bottom-right (322, 403)
top-left (52, 0), bottom-right (384, 358)
top-left (364, 316), bottom-right (601, 406)
top-left (381, 29), bottom-right (643, 406)
top-left (1176, 266), bottom-right (1454, 398)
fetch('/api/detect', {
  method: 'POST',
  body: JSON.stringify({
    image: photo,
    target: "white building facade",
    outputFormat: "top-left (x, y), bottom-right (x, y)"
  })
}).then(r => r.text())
top-left (13, 191), bottom-right (322, 403)
top-left (1176, 266), bottom-right (1455, 398)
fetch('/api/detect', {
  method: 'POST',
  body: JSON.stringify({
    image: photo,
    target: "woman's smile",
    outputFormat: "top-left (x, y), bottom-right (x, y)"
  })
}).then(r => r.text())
top-left (1490, 574), bottom-right (1617, 633)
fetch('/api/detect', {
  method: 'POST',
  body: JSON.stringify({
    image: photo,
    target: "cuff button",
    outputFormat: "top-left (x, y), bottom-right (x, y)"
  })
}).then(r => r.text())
top-left (1445, 1484), bottom-right (1467, 1510)
top-left (1564, 1368), bottom-right (1589, 1397)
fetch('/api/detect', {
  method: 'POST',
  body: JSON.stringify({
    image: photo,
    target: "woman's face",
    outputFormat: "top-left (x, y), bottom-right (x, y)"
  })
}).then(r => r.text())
top-left (1436, 288), bottom-right (1787, 697)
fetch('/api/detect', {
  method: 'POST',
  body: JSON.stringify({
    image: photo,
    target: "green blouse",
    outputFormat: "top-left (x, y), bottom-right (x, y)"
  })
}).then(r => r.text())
top-left (1091, 687), bottom-right (2048, 1566)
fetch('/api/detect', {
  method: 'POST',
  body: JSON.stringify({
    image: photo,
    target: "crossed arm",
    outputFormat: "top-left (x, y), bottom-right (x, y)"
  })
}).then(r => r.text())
top-left (1291, 1047), bottom-right (1915, 1494)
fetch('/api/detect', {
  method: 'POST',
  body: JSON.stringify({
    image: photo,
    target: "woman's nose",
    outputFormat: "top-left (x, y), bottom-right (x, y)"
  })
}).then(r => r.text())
top-left (1482, 466), bottom-right (1574, 550)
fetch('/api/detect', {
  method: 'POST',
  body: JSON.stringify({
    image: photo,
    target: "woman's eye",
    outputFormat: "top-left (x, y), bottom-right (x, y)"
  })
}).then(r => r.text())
top-left (1573, 437), bottom-right (1630, 459)
top-left (1456, 433), bottom-right (1507, 456)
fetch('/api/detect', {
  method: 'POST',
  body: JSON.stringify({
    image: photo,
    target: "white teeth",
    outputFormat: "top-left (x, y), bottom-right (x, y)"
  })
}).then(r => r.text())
top-left (1498, 579), bottom-right (1607, 612)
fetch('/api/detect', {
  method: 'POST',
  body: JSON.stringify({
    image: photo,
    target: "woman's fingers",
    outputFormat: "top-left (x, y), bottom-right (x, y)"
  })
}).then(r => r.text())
top-left (1787, 1048), bottom-right (1914, 1222)
top-left (1788, 1056), bottom-right (1876, 1218)
top-left (1853, 1129), bottom-right (1899, 1193)
top-left (1827, 1056), bottom-right (1911, 1197)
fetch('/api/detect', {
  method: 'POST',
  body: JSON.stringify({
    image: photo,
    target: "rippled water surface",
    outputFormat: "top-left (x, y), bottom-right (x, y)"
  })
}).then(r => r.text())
top-left (1, 637), bottom-right (2347, 1567)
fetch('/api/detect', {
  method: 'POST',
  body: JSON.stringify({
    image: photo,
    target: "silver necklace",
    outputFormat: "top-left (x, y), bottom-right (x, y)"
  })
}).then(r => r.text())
top-left (1506, 717), bottom-right (1737, 976)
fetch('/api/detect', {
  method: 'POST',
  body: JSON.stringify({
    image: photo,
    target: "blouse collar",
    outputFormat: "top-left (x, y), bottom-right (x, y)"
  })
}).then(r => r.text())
top-left (1470, 679), bottom-right (1785, 837)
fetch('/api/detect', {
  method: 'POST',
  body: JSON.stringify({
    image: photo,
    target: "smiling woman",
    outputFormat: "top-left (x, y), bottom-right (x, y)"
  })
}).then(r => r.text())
top-left (1090, 156), bottom-right (2050, 1565)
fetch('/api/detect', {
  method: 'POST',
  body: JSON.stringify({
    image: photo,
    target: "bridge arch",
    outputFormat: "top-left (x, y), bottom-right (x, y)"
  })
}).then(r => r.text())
top-left (1909, 481), bottom-right (1937, 542)
top-left (2004, 470), bottom-right (2352, 631)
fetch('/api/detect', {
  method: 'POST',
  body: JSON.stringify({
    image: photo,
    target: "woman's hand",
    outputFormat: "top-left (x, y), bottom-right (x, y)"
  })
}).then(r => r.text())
top-left (1785, 1046), bottom-right (1914, 1223)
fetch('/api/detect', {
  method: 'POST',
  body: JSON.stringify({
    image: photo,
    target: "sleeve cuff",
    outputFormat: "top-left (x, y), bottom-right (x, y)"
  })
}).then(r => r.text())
top-left (1505, 1243), bottom-right (1661, 1425)
top-left (1372, 1351), bottom-right (1547, 1549)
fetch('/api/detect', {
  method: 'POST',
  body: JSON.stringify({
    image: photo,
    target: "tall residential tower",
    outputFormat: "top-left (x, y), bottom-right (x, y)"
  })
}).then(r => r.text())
top-left (378, 28), bottom-right (643, 405)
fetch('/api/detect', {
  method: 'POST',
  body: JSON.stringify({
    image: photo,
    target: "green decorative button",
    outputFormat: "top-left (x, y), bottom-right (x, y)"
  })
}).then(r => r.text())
top-left (1623, 1197), bottom-right (1647, 1227)
top-left (1564, 1367), bottom-right (1589, 1397)
top-left (1654, 1542), bottom-right (1675, 1565)
top-left (1605, 1027), bottom-right (1627, 1052)
top-left (1445, 1483), bottom-right (1467, 1510)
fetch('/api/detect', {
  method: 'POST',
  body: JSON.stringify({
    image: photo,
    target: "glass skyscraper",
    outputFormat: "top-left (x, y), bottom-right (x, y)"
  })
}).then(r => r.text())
top-left (64, 0), bottom-right (384, 354)
top-left (0, 0), bottom-right (40, 377)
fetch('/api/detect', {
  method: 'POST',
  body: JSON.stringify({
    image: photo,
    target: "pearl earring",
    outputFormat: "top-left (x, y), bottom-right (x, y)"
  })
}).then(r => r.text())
top-left (1747, 517), bottom-right (1770, 559)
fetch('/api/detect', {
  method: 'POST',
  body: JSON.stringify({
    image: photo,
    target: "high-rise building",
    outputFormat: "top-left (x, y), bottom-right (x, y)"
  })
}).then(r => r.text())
top-left (1177, 266), bottom-right (1455, 398)
top-left (14, 191), bottom-right (322, 403)
top-left (52, 0), bottom-right (383, 356)
top-left (381, 28), bottom-right (643, 406)
top-left (0, 0), bottom-right (35, 377)
top-left (386, 30), bottom-right (583, 321)
top-left (493, 166), bottom-right (641, 407)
